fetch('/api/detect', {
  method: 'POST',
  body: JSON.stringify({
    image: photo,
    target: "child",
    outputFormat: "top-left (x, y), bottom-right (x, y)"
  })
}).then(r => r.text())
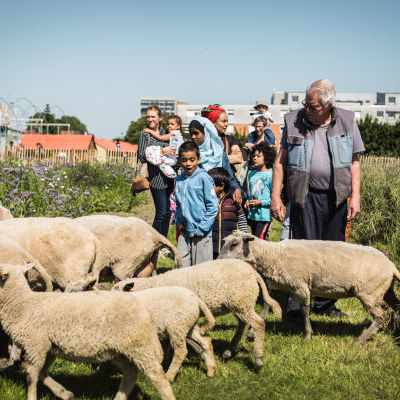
top-left (245, 142), bottom-right (277, 240)
top-left (145, 115), bottom-right (184, 178)
top-left (174, 141), bottom-right (218, 267)
top-left (208, 167), bottom-right (248, 259)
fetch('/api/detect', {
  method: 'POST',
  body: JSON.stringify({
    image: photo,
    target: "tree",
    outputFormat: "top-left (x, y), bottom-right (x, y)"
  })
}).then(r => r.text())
top-left (358, 115), bottom-right (400, 157)
top-left (58, 115), bottom-right (87, 133)
top-left (28, 105), bottom-right (88, 134)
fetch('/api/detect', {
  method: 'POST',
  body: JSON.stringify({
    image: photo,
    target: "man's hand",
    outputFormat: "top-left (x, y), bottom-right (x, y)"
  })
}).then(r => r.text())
top-left (347, 196), bottom-right (360, 221)
top-left (194, 232), bottom-right (202, 237)
top-left (271, 197), bottom-right (286, 221)
top-left (232, 189), bottom-right (243, 206)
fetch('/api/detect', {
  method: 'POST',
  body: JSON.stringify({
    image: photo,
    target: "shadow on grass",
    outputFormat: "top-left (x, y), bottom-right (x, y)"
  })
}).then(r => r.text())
top-left (3, 366), bottom-right (152, 400)
top-left (268, 318), bottom-right (369, 339)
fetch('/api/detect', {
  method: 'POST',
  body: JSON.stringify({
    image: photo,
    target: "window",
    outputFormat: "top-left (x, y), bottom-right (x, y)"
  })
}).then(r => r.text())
top-left (387, 112), bottom-right (395, 118)
top-left (377, 111), bottom-right (384, 117)
top-left (388, 97), bottom-right (396, 104)
top-left (291, 95), bottom-right (299, 102)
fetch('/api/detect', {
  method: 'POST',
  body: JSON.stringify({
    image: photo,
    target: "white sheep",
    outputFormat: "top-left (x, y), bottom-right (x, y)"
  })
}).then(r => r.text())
top-left (218, 231), bottom-right (400, 343)
top-left (113, 259), bottom-right (282, 371)
top-left (0, 263), bottom-right (175, 400)
top-left (0, 217), bottom-right (101, 290)
top-left (67, 278), bottom-right (216, 383)
top-left (0, 203), bottom-right (13, 221)
top-left (73, 215), bottom-right (183, 278)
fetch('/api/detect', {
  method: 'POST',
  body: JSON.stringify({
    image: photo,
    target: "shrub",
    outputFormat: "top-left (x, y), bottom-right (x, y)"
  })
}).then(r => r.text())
top-left (351, 162), bottom-right (400, 264)
top-left (0, 160), bottom-right (141, 217)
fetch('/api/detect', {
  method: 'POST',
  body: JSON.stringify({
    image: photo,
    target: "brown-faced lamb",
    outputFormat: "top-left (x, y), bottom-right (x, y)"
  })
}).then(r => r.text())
top-left (218, 231), bottom-right (400, 344)
top-left (66, 278), bottom-right (216, 382)
top-left (73, 215), bottom-right (183, 278)
top-left (113, 259), bottom-right (282, 371)
top-left (0, 263), bottom-right (175, 400)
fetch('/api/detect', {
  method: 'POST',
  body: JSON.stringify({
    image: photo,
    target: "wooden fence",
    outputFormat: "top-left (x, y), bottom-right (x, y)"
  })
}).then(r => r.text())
top-left (0, 148), bottom-right (138, 167)
top-left (360, 155), bottom-right (400, 166)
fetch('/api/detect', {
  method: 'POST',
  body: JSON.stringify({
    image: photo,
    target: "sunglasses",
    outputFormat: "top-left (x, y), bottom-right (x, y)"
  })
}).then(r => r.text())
top-left (301, 100), bottom-right (323, 111)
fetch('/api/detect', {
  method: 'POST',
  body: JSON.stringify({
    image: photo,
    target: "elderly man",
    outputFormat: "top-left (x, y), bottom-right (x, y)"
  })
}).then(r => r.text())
top-left (271, 79), bottom-right (365, 318)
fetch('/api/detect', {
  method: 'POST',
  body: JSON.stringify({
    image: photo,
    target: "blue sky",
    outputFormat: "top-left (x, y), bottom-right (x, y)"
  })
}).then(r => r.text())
top-left (2, 0), bottom-right (400, 139)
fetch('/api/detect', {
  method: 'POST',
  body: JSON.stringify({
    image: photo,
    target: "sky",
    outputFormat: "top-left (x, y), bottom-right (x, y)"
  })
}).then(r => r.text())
top-left (2, 0), bottom-right (400, 139)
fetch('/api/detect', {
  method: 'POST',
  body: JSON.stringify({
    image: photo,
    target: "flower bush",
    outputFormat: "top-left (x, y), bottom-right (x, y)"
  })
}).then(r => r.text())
top-left (0, 160), bottom-right (142, 217)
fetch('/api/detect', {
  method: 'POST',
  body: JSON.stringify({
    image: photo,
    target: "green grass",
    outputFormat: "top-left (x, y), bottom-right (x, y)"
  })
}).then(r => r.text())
top-left (2, 209), bottom-right (400, 399)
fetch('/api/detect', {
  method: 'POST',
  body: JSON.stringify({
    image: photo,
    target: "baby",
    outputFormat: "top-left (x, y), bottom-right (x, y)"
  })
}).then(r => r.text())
top-left (145, 115), bottom-right (184, 178)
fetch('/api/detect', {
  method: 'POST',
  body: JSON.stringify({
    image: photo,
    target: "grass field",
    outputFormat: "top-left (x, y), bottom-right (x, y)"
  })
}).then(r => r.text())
top-left (1, 216), bottom-right (400, 399)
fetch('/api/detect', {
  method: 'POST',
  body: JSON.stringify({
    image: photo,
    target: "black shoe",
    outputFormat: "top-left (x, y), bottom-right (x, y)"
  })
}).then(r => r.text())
top-left (315, 306), bottom-right (348, 318)
top-left (285, 311), bottom-right (303, 325)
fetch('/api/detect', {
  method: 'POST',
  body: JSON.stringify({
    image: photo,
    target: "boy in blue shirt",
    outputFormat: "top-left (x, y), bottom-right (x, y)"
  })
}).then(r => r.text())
top-left (175, 141), bottom-right (218, 267)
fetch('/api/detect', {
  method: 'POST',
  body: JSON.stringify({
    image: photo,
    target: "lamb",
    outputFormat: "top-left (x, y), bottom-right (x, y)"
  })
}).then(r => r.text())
top-left (113, 259), bottom-right (282, 371)
top-left (66, 278), bottom-right (216, 383)
top-left (0, 217), bottom-right (101, 290)
top-left (73, 215), bottom-right (183, 278)
top-left (0, 263), bottom-right (175, 400)
top-left (218, 231), bottom-right (400, 344)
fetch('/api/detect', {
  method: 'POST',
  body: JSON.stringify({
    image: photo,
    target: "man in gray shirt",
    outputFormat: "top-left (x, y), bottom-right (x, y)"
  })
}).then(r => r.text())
top-left (271, 79), bottom-right (365, 318)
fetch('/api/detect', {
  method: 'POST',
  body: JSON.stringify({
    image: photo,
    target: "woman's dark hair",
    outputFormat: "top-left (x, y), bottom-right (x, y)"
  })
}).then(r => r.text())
top-left (208, 167), bottom-right (231, 191)
top-left (252, 116), bottom-right (268, 127)
top-left (188, 119), bottom-right (205, 134)
top-left (250, 142), bottom-right (277, 169)
top-left (178, 141), bottom-right (200, 159)
top-left (168, 115), bottom-right (182, 129)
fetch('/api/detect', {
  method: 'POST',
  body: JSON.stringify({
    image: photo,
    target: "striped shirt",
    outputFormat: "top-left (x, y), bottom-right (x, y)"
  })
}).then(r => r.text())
top-left (138, 129), bottom-right (174, 189)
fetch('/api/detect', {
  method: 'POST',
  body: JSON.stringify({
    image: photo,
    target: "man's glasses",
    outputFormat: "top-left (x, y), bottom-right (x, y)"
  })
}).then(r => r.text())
top-left (302, 100), bottom-right (323, 111)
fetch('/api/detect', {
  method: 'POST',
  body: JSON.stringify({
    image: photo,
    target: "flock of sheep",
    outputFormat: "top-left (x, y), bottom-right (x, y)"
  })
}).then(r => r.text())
top-left (0, 204), bottom-right (399, 400)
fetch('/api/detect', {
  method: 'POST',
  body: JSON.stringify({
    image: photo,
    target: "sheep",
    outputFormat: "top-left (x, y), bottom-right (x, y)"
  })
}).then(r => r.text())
top-left (0, 203), bottom-right (13, 221)
top-left (0, 263), bottom-right (175, 400)
top-left (0, 217), bottom-right (102, 290)
top-left (113, 259), bottom-right (282, 371)
top-left (218, 231), bottom-right (400, 344)
top-left (66, 278), bottom-right (216, 383)
top-left (73, 215), bottom-right (183, 278)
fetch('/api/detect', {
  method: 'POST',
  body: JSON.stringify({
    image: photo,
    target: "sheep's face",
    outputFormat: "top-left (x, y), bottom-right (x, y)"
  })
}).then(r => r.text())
top-left (65, 275), bottom-right (96, 293)
top-left (112, 278), bottom-right (135, 292)
top-left (218, 232), bottom-right (255, 262)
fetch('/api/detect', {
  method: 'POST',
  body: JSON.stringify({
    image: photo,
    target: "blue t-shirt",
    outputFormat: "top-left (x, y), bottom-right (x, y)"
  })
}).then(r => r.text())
top-left (247, 169), bottom-right (273, 222)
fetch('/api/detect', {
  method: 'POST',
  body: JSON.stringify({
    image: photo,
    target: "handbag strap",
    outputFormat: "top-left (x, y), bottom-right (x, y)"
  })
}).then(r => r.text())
top-left (135, 132), bottom-right (152, 178)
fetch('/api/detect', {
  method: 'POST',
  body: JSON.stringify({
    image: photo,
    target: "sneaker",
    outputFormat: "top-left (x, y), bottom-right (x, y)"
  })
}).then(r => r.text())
top-left (158, 248), bottom-right (173, 259)
top-left (315, 306), bottom-right (348, 318)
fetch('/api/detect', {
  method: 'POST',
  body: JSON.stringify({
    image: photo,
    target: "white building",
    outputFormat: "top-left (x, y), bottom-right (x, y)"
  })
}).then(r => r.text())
top-left (175, 91), bottom-right (400, 139)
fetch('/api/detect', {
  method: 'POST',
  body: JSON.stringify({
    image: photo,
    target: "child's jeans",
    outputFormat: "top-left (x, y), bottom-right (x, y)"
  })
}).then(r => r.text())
top-left (177, 230), bottom-right (213, 267)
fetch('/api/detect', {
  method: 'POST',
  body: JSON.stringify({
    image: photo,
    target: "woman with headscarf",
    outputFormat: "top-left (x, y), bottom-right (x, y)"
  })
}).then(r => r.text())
top-left (201, 105), bottom-right (243, 170)
top-left (188, 117), bottom-right (244, 205)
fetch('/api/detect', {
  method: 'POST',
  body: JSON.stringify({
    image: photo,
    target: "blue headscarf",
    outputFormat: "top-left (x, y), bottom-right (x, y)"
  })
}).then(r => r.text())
top-left (191, 117), bottom-right (224, 171)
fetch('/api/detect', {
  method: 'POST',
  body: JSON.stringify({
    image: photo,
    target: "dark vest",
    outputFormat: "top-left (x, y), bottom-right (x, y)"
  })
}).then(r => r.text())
top-left (213, 195), bottom-right (238, 254)
top-left (284, 107), bottom-right (355, 208)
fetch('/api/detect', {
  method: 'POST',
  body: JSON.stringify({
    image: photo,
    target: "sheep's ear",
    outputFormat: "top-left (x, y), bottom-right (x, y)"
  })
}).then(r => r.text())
top-left (241, 233), bottom-right (255, 242)
top-left (86, 279), bottom-right (97, 290)
top-left (0, 267), bottom-right (9, 281)
top-left (123, 281), bottom-right (135, 292)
